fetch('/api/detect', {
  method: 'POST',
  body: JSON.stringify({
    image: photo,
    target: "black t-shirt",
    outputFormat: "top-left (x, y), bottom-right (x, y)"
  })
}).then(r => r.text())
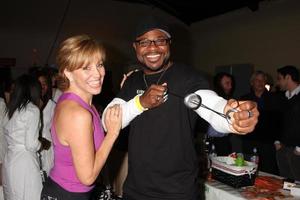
top-left (118, 63), bottom-right (209, 200)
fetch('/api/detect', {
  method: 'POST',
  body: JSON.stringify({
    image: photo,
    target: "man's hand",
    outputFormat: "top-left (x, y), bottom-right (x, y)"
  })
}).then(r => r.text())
top-left (225, 99), bottom-right (259, 135)
top-left (120, 69), bottom-right (138, 89)
top-left (140, 83), bottom-right (167, 109)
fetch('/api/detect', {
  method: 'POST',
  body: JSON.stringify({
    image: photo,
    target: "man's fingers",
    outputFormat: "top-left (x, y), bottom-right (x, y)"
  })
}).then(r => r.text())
top-left (237, 101), bottom-right (257, 111)
top-left (231, 110), bottom-right (258, 134)
top-left (228, 99), bottom-right (239, 108)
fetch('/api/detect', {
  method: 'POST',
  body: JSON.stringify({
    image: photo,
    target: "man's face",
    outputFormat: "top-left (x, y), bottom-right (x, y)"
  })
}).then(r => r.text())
top-left (251, 74), bottom-right (266, 93)
top-left (277, 73), bottom-right (288, 91)
top-left (133, 29), bottom-right (171, 73)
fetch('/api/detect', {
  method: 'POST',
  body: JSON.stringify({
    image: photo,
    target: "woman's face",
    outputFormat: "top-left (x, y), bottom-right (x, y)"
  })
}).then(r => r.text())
top-left (67, 57), bottom-right (105, 97)
top-left (38, 76), bottom-right (48, 97)
top-left (220, 75), bottom-right (233, 95)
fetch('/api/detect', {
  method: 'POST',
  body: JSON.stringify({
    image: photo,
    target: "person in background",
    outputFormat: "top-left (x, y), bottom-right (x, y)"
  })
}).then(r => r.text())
top-left (37, 71), bottom-right (52, 109)
top-left (28, 67), bottom-right (53, 109)
top-left (3, 79), bottom-right (14, 104)
top-left (40, 34), bottom-right (122, 200)
top-left (275, 65), bottom-right (300, 181)
top-left (29, 68), bottom-right (58, 175)
top-left (240, 70), bottom-right (280, 174)
top-left (208, 72), bottom-right (242, 156)
top-left (102, 16), bottom-right (259, 200)
top-left (0, 81), bottom-right (7, 186)
top-left (213, 72), bottom-right (235, 100)
top-left (2, 74), bottom-right (45, 200)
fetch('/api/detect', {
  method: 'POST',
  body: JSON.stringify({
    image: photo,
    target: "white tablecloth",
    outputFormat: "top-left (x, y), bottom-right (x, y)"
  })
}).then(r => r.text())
top-left (205, 179), bottom-right (246, 200)
top-left (205, 172), bottom-right (300, 200)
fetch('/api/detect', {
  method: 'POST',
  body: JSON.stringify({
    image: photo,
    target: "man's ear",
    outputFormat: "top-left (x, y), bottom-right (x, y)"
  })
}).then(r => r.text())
top-left (64, 69), bottom-right (73, 82)
top-left (133, 43), bottom-right (137, 50)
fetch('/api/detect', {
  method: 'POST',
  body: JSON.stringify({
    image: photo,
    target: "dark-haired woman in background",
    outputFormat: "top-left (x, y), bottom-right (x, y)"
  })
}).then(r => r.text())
top-left (0, 80), bottom-right (7, 187)
top-left (34, 69), bottom-right (59, 175)
top-left (2, 74), bottom-right (44, 200)
top-left (208, 72), bottom-right (243, 155)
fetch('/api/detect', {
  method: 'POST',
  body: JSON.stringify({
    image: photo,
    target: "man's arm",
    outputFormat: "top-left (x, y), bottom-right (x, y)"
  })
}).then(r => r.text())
top-left (193, 90), bottom-right (259, 134)
top-left (102, 95), bottom-right (145, 131)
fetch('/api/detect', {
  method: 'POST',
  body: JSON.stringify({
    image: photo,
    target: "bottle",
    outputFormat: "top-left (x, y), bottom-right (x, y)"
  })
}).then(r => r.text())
top-left (209, 144), bottom-right (218, 159)
top-left (207, 144), bottom-right (217, 169)
top-left (250, 147), bottom-right (259, 165)
top-left (204, 135), bottom-right (211, 169)
top-left (204, 141), bottom-right (210, 155)
top-left (235, 153), bottom-right (245, 166)
top-left (207, 144), bottom-right (217, 181)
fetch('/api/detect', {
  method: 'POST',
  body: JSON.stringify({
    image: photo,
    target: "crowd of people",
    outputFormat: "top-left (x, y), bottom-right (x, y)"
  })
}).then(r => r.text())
top-left (206, 66), bottom-right (300, 180)
top-left (0, 15), bottom-right (299, 200)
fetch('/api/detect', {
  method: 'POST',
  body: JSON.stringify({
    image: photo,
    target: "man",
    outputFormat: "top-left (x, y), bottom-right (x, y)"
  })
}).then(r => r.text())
top-left (103, 17), bottom-right (259, 200)
top-left (240, 71), bottom-right (280, 174)
top-left (275, 65), bottom-right (300, 181)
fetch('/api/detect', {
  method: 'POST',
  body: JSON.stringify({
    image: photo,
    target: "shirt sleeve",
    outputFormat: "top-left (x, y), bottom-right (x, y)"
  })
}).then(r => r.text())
top-left (207, 124), bottom-right (229, 137)
top-left (102, 96), bottom-right (144, 131)
top-left (193, 90), bottom-right (232, 133)
top-left (24, 105), bottom-right (41, 152)
top-left (0, 101), bottom-right (7, 162)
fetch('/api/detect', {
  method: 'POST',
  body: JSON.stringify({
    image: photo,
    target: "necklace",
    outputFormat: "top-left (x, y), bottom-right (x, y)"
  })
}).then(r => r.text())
top-left (143, 67), bottom-right (169, 88)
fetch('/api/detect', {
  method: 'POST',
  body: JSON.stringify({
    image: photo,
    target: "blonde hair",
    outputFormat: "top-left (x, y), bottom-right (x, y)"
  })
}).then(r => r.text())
top-left (56, 34), bottom-right (106, 91)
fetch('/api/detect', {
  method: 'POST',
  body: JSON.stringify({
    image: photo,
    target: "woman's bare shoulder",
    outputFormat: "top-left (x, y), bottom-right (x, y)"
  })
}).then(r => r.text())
top-left (56, 100), bottom-right (92, 125)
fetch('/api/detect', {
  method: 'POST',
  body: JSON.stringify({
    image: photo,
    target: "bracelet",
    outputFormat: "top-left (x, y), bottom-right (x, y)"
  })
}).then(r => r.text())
top-left (134, 95), bottom-right (148, 111)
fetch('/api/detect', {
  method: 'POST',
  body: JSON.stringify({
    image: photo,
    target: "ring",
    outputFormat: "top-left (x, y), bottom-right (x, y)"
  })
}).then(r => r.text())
top-left (247, 110), bottom-right (253, 118)
top-left (156, 96), bottom-right (160, 101)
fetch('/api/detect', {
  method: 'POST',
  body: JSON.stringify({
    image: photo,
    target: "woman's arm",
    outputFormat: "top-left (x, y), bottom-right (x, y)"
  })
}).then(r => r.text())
top-left (24, 105), bottom-right (41, 151)
top-left (56, 101), bottom-right (122, 186)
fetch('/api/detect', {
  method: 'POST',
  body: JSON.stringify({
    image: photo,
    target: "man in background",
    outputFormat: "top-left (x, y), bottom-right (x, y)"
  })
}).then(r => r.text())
top-left (275, 65), bottom-right (300, 181)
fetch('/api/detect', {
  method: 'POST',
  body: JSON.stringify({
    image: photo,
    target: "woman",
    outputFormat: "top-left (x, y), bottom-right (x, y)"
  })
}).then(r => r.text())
top-left (209, 72), bottom-right (241, 155)
top-left (2, 74), bottom-right (43, 200)
top-left (0, 81), bottom-right (7, 186)
top-left (34, 68), bottom-right (59, 175)
top-left (36, 70), bottom-right (53, 109)
top-left (41, 34), bottom-right (122, 199)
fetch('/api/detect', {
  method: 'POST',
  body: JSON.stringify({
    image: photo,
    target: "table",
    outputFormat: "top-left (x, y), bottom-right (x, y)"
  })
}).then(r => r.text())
top-left (205, 179), bottom-right (245, 200)
top-left (205, 172), bottom-right (300, 200)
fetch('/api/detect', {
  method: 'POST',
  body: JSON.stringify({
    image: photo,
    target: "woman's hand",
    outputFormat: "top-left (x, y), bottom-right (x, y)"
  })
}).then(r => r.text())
top-left (104, 104), bottom-right (122, 138)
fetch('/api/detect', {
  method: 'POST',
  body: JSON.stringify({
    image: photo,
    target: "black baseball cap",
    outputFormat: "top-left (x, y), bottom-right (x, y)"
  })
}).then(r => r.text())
top-left (134, 16), bottom-right (171, 40)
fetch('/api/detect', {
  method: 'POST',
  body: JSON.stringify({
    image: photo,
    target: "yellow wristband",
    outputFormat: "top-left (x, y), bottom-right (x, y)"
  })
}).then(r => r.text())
top-left (134, 95), bottom-right (148, 111)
